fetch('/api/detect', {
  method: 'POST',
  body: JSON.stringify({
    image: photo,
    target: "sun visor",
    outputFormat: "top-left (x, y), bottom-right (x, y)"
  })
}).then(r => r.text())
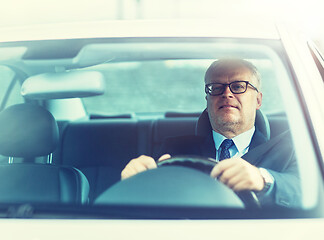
top-left (21, 71), bottom-right (105, 99)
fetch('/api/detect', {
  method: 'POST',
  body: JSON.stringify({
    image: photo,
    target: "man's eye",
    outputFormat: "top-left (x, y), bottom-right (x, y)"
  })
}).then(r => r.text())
top-left (212, 86), bottom-right (223, 91)
top-left (231, 83), bottom-right (245, 90)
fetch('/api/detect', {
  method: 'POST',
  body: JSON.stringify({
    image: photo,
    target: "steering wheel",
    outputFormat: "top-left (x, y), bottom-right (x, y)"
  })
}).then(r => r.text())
top-left (158, 155), bottom-right (261, 208)
top-left (95, 155), bottom-right (261, 211)
top-left (158, 155), bottom-right (217, 173)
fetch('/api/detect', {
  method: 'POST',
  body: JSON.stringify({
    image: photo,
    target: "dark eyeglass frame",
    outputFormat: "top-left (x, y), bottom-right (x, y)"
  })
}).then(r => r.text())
top-left (205, 81), bottom-right (259, 96)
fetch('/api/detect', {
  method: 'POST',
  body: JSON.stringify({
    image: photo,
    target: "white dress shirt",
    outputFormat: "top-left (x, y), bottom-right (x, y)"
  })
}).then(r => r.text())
top-left (212, 126), bottom-right (255, 161)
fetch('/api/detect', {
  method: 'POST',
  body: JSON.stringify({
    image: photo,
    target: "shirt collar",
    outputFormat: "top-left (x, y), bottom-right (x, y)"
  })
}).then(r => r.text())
top-left (212, 126), bottom-right (255, 152)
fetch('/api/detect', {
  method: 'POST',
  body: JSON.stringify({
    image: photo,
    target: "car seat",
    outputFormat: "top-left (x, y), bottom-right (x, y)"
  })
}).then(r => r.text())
top-left (0, 103), bottom-right (89, 204)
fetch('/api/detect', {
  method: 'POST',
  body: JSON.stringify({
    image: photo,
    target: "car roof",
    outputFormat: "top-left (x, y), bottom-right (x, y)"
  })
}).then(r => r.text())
top-left (0, 19), bottom-right (281, 42)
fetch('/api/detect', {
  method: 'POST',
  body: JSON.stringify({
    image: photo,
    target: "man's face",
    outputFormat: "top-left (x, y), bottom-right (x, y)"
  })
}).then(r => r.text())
top-left (205, 66), bottom-right (262, 138)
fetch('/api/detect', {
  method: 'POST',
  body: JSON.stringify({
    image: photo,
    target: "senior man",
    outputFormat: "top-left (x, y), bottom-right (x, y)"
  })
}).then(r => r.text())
top-left (121, 58), bottom-right (300, 207)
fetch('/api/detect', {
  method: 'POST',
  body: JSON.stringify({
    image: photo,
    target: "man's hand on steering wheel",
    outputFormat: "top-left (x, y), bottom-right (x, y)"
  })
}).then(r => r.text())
top-left (210, 157), bottom-right (265, 192)
top-left (121, 154), bottom-right (171, 180)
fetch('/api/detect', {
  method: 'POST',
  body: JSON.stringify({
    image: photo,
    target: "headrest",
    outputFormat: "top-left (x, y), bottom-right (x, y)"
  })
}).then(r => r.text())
top-left (196, 109), bottom-right (270, 140)
top-left (0, 104), bottom-right (59, 158)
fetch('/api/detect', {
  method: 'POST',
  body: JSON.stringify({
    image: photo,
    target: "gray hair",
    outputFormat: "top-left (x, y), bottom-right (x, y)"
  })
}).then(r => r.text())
top-left (204, 58), bottom-right (261, 88)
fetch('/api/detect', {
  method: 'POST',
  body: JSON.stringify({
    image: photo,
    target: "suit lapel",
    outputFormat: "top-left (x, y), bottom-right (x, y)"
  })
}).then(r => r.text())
top-left (248, 129), bottom-right (267, 150)
top-left (242, 129), bottom-right (267, 164)
top-left (242, 129), bottom-right (292, 166)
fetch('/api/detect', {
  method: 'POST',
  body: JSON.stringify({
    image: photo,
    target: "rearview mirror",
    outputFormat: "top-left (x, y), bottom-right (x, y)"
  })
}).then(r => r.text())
top-left (21, 71), bottom-right (105, 99)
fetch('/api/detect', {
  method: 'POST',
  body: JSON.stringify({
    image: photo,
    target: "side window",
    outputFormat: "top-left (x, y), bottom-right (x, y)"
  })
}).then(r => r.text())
top-left (0, 65), bottom-right (24, 111)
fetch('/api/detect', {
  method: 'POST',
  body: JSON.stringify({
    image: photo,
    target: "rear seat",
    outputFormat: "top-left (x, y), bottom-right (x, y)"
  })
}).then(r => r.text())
top-left (151, 117), bottom-right (198, 159)
top-left (54, 119), bottom-right (142, 202)
top-left (53, 116), bottom-right (198, 202)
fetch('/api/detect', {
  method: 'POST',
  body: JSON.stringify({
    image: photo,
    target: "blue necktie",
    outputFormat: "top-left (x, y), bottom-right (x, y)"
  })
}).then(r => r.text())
top-left (219, 139), bottom-right (234, 161)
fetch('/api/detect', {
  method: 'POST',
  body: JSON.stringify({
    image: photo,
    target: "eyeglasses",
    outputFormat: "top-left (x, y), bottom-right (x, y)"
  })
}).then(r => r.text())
top-left (205, 81), bottom-right (259, 96)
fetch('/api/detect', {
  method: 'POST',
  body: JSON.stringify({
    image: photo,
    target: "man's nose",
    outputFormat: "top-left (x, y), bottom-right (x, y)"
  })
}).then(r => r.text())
top-left (222, 85), bottom-right (234, 97)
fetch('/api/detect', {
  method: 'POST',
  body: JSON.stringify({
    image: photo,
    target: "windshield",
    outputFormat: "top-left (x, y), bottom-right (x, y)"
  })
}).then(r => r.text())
top-left (0, 36), bottom-right (322, 219)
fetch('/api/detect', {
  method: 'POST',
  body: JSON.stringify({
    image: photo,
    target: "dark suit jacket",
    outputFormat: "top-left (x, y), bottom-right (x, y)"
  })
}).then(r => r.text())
top-left (159, 111), bottom-right (301, 208)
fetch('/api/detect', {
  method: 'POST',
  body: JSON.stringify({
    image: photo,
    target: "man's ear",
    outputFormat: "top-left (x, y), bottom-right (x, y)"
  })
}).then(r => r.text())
top-left (256, 92), bottom-right (263, 110)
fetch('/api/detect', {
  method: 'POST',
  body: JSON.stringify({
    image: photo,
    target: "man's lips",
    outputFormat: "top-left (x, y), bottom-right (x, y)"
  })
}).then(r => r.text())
top-left (218, 104), bottom-right (238, 109)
